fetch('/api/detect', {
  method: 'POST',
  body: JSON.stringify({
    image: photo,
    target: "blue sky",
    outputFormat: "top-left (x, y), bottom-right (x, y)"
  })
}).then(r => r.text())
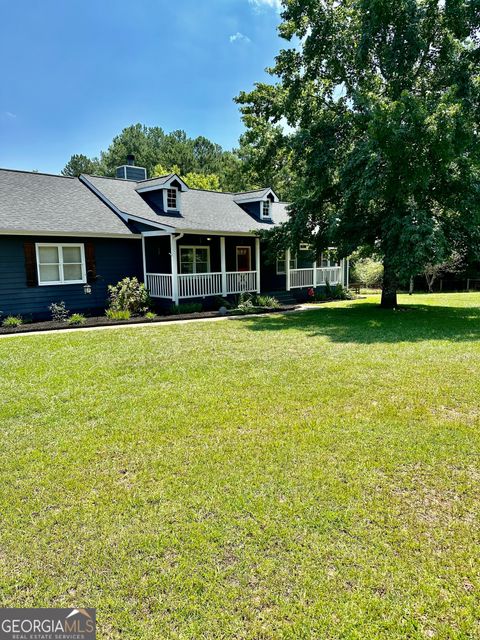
top-left (0, 0), bottom-right (282, 174)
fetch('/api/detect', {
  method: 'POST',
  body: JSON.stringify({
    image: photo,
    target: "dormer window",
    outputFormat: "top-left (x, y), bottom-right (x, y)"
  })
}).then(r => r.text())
top-left (167, 188), bottom-right (178, 210)
top-left (261, 200), bottom-right (271, 219)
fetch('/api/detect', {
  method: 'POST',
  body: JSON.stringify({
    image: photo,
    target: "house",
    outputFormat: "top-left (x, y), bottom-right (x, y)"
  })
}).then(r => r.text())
top-left (0, 159), bottom-right (349, 318)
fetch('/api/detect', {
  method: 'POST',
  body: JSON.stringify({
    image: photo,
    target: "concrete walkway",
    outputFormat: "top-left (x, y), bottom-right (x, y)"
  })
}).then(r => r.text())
top-left (0, 306), bottom-right (311, 339)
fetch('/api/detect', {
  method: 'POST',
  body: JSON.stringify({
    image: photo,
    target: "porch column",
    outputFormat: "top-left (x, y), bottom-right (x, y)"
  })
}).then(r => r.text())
top-left (141, 234), bottom-right (147, 284)
top-left (255, 237), bottom-right (261, 293)
top-left (346, 258), bottom-right (350, 288)
top-left (286, 249), bottom-right (291, 291)
top-left (312, 258), bottom-right (317, 288)
top-left (170, 235), bottom-right (179, 304)
top-left (220, 236), bottom-right (227, 296)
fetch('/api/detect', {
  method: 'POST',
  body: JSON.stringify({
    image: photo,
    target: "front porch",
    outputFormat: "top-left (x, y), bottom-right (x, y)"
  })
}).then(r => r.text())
top-left (142, 232), bottom-right (261, 304)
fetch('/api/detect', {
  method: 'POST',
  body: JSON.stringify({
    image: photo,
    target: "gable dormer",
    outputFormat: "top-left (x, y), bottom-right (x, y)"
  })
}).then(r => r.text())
top-left (135, 174), bottom-right (189, 213)
top-left (233, 188), bottom-right (279, 221)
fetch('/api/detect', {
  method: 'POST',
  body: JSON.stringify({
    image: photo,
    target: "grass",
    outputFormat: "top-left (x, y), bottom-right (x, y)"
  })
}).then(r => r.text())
top-left (0, 292), bottom-right (479, 639)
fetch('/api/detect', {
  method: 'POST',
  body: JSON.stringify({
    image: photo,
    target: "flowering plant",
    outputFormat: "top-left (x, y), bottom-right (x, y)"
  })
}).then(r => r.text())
top-left (307, 287), bottom-right (315, 298)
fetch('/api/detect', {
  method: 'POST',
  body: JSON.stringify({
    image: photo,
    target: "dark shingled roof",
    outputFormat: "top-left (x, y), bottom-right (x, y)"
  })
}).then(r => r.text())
top-left (83, 175), bottom-right (289, 233)
top-left (0, 167), bottom-right (289, 237)
top-left (0, 169), bottom-right (134, 236)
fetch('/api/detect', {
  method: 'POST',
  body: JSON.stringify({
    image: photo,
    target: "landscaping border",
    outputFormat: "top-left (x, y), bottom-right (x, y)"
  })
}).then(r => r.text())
top-left (0, 305), bottom-right (299, 336)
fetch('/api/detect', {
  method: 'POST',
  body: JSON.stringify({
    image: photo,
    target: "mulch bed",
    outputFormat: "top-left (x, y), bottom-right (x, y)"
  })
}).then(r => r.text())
top-left (0, 305), bottom-right (299, 335)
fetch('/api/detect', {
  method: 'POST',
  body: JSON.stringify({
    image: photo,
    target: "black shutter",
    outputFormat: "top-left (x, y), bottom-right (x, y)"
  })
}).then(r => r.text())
top-left (24, 242), bottom-right (38, 287)
top-left (85, 242), bottom-right (96, 283)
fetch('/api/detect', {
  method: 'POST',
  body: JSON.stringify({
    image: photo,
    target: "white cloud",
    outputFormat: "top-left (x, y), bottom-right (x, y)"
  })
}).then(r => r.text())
top-left (248, 0), bottom-right (282, 13)
top-left (5, 111), bottom-right (16, 118)
top-left (230, 32), bottom-right (251, 43)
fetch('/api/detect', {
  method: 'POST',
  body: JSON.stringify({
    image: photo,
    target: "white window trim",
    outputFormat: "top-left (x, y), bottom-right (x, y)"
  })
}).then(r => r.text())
top-left (36, 243), bottom-right (86, 286)
top-left (163, 187), bottom-right (181, 212)
top-left (236, 246), bottom-right (252, 271)
top-left (260, 200), bottom-right (272, 220)
top-left (179, 245), bottom-right (211, 274)
top-left (276, 254), bottom-right (297, 275)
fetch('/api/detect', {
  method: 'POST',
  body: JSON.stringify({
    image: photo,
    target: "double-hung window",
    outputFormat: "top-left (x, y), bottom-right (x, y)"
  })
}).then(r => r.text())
top-left (261, 200), bottom-right (271, 219)
top-left (36, 243), bottom-right (86, 285)
top-left (179, 246), bottom-right (210, 274)
top-left (276, 254), bottom-right (297, 275)
top-left (166, 188), bottom-right (178, 209)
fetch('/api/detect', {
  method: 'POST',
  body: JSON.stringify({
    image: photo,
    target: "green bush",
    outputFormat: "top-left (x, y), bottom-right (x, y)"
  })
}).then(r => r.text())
top-left (2, 316), bottom-right (23, 328)
top-left (256, 295), bottom-right (281, 308)
top-left (67, 313), bottom-right (86, 326)
top-left (169, 303), bottom-right (203, 315)
top-left (324, 283), bottom-right (354, 300)
top-left (106, 309), bottom-right (131, 320)
top-left (107, 277), bottom-right (151, 315)
top-left (49, 301), bottom-right (69, 323)
top-left (144, 311), bottom-right (157, 320)
top-left (351, 258), bottom-right (383, 287)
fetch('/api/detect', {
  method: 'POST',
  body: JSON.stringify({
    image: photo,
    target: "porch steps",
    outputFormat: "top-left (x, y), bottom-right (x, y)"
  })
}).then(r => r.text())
top-left (265, 291), bottom-right (298, 306)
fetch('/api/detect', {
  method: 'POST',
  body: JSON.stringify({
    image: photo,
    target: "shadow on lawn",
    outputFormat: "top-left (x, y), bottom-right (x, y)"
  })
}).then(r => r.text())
top-left (239, 301), bottom-right (480, 344)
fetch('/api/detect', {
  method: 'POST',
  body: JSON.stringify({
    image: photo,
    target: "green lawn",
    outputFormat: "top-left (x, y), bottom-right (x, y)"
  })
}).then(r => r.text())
top-left (1, 293), bottom-right (479, 639)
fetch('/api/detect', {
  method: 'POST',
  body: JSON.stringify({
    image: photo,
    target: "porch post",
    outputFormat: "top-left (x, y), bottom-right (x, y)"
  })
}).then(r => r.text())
top-left (220, 236), bottom-right (227, 296)
top-left (170, 234), bottom-right (179, 304)
top-left (141, 234), bottom-right (147, 284)
top-left (346, 258), bottom-right (350, 288)
top-left (286, 249), bottom-right (291, 291)
top-left (255, 237), bottom-right (261, 293)
top-left (312, 258), bottom-right (317, 288)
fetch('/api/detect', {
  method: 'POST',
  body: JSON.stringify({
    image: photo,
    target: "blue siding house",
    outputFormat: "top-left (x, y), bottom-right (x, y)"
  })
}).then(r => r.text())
top-left (0, 159), bottom-right (349, 318)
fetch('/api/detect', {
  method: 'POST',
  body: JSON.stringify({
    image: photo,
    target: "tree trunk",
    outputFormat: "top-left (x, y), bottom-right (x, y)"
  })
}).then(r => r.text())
top-left (409, 276), bottom-right (414, 295)
top-left (381, 261), bottom-right (398, 309)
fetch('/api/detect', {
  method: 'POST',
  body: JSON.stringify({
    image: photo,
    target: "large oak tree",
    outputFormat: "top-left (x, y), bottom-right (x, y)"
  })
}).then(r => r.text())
top-left (237, 0), bottom-right (480, 308)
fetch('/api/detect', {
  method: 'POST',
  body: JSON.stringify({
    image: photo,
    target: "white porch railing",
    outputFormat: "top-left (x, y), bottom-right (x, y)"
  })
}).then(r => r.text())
top-left (316, 266), bottom-right (342, 285)
top-left (290, 268), bottom-right (315, 288)
top-left (226, 271), bottom-right (257, 294)
top-left (178, 272), bottom-right (222, 298)
top-left (146, 271), bottom-right (257, 299)
top-left (289, 266), bottom-right (343, 289)
top-left (146, 273), bottom-right (172, 298)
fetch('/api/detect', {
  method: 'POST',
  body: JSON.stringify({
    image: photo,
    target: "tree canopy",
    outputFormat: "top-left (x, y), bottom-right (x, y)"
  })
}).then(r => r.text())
top-left (62, 124), bottom-right (250, 192)
top-left (236, 0), bottom-right (480, 307)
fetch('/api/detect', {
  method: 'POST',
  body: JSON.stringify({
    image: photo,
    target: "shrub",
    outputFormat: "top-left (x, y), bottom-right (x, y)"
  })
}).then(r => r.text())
top-left (49, 301), bottom-right (69, 323)
top-left (324, 283), bottom-right (354, 300)
top-left (2, 316), bottom-right (22, 328)
top-left (351, 258), bottom-right (383, 287)
top-left (168, 303), bottom-right (202, 315)
top-left (256, 295), bottom-right (281, 308)
top-left (105, 309), bottom-right (131, 320)
top-left (107, 277), bottom-right (151, 315)
top-left (67, 313), bottom-right (86, 326)
top-left (144, 311), bottom-right (157, 320)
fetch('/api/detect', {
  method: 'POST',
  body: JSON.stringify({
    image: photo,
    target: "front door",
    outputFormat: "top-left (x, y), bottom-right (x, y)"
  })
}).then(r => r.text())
top-left (236, 246), bottom-right (251, 272)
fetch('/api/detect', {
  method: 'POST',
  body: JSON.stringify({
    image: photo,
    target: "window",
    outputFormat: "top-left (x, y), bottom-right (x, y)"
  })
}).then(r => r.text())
top-left (166, 188), bottom-right (177, 209)
top-left (261, 200), bottom-right (271, 219)
top-left (276, 254), bottom-right (297, 275)
top-left (179, 246), bottom-right (210, 274)
top-left (36, 243), bottom-right (86, 286)
top-left (320, 252), bottom-right (340, 267)
top-left (299, 243), bottom-right (311, 251)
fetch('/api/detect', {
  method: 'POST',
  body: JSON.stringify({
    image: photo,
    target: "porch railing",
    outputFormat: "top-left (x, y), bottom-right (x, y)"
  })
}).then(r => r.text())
top-left (178, 272), bottom-right (222, 298)
top-left (316, 266), bottom-right (342, 285)
top-left (146, 271), bottom-right (257, 299)
top-left (226, 271), bottom-right (257, 294)
top-left (289, 266), bottom-right (343, 289)
top-left (146, 273), bottom-right (172, 298)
